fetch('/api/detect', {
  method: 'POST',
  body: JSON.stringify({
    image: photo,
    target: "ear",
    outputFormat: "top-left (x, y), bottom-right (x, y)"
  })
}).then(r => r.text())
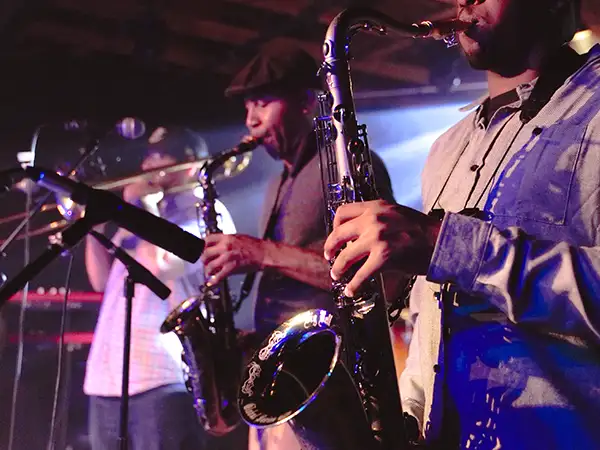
top-left (301, 89), bottom-right (319, 116)
top-left (558, 0), bottom-right (584, 41)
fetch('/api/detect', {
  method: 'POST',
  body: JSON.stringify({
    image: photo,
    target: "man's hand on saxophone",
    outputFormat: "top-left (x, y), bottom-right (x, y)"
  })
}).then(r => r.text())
top-left (323, 199), bottom-right (441, 297)
top-left (201, 234), bottom-right (268, 285)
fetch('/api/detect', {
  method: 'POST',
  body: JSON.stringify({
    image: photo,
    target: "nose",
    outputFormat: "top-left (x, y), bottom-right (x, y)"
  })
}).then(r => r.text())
top-left (245, 104), bottom-right (261, 133)
top-left (457, 0), bottom-right (484, 7)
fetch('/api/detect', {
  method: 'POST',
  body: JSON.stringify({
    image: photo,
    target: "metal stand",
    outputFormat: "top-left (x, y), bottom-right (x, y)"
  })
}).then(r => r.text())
top-left (118, 275), bottom-right (136, 450)
top-left (87, 230), bottom-right (170, 450)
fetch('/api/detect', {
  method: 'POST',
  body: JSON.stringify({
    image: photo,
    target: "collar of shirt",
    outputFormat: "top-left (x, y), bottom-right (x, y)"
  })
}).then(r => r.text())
top-left (460, 43), bottom-right (594, 122)
top-left (467, 81), bottom-right (537, 129)
top-left (459, 81), bottom-right (537, 113)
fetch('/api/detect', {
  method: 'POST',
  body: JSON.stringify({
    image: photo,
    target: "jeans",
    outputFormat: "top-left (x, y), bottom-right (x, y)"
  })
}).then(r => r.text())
top-left (88, 383), bottom-right (206, 450)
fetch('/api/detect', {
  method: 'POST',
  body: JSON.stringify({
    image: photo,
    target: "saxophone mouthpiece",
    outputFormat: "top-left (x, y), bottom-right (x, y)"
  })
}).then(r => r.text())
top-left (237, 136), bottom-right (263, 153)
top-left (412, 19), bottom-right (472, 41)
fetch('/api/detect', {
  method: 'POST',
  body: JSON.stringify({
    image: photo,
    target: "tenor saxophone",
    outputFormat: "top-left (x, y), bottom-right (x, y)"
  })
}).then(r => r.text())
top-left (161, 137), bottom-right (261, 436)
top-left (237, 8), bottom-right (470, 449)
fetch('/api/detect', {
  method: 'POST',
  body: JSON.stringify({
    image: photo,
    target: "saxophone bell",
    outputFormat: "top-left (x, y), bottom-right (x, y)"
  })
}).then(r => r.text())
top-left (238, 309), bottom-right (376, 450)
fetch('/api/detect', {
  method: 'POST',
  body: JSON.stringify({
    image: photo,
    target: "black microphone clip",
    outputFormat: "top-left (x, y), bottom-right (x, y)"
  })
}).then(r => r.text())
top-left (89, 230), bottom-right (171, 300)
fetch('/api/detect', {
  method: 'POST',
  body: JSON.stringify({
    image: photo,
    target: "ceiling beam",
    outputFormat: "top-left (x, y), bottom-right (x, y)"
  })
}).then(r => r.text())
top-left (0, 0), bottom-right (50, 55)
top-left (162, 13), bottom-right (259, 46)
top-left (16, 0), bottom-right (438, 86)
top-left (21, 20), bottom-right (219, 71)
top-left (48, 0), bottom-right (144, 20)
top-left (272, 36), bottom-right (430, 84)
top-left (223, 0), bottom-right (315, 16)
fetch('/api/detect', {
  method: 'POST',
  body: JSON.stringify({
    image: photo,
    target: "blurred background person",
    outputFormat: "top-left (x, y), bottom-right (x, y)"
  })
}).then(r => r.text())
top-left (83, 126), bottom-right (245, 450)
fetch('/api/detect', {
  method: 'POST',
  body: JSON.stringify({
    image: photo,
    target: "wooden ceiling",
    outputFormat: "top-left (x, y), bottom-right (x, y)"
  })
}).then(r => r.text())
top-left (0, 1), bottom-right (478, 103)
top-left (0, 0), bottom-right (598, 130)
top-left (3, 0), bottom-right (464, 85)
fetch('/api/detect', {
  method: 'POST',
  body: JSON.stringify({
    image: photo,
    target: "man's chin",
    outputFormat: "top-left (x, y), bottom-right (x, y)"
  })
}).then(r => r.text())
top-left (460, 45), bottom-right (490, 71)
top-left (264, 145), bottom-right (282, 161)
top-left (465, 54), bottom-right (489, 71)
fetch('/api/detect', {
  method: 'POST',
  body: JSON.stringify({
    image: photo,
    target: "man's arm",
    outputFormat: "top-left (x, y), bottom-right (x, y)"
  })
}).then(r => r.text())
top-left (428, 213), bottom-right (600, 341)
top-left (85, 225), bottom-right (113, 292)
top-left (262, 240), bottom-right (332, 291)
top-left (202, 233), bottom-right (332, 292)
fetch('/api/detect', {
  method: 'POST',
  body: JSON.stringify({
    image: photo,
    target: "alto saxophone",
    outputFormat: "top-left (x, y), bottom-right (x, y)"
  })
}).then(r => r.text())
top-left (237, 8), bottom-right (470, 449)
top-left (161, 137), bottom-right (261, 436)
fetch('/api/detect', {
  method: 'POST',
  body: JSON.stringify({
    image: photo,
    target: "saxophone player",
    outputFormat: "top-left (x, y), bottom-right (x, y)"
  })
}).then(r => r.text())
top-left (83, 127), bottom-right (244, 450)
top-left (200, 41), bottom-right (396, 450)
top-left (325, 0), bottom-right (600, 448)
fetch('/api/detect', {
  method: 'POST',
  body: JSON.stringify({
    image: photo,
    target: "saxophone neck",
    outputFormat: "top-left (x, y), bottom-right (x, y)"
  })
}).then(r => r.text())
top-left (197, 137), bottom-right (262, 234)
top-left (323, 8), bottom-right (471, 62)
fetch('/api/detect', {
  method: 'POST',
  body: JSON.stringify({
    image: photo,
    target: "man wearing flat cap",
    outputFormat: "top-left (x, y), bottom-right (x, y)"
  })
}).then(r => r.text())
top-left (200, 41), bottom-right (396, 449)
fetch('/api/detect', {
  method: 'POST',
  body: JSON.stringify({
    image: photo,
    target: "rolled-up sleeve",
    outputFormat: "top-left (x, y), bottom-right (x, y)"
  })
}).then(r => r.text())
top-left (427, 212), bottom-right (600, 341)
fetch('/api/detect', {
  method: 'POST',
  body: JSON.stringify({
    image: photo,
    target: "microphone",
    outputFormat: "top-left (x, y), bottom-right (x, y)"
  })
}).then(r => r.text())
top-left (24, 166), bottom-right (204, 263)
top-left (63, 117), bottom-right (146, 140)
top-left (0, 168), bottom-right (27, 195)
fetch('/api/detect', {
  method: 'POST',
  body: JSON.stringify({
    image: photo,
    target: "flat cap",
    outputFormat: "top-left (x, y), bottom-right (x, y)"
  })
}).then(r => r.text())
top-left (225, 40), bottom-right (322, 98)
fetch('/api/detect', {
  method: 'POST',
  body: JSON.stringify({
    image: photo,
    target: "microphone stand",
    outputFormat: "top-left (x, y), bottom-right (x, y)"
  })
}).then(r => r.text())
top-left (0, 215), bottom-right (97, 307)
top-left (88, 230), bottom-right (171, 450)
top-left (0, 167), bottom-right (204, 308)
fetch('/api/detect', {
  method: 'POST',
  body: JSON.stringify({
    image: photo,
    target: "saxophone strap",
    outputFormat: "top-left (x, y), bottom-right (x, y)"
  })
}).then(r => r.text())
top-left (238, 169), bottom-right (291, 310)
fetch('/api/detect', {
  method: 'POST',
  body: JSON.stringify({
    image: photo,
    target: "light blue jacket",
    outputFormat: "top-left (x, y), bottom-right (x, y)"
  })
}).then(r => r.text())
top-left (401, 45), bottom-right (600, 449)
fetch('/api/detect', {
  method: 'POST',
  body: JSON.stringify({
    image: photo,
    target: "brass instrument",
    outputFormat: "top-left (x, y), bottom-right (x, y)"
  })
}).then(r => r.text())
top-left (160, 137), bottom-right (261, 436)
top-left (237, 8), bottom-right (470, 450)
top-left (0, 152), bottom-right (252, 244)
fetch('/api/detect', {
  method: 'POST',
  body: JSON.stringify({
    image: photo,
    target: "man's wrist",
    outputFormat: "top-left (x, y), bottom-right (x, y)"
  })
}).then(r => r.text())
top-left (260, 239), bottom-right (276, 270)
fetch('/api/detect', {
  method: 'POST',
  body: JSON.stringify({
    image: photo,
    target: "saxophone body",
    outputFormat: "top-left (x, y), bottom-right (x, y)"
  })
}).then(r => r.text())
top-left (161, 138), bottom-right (260, 436)
top-left (237, 8), bottom-right (469, 449)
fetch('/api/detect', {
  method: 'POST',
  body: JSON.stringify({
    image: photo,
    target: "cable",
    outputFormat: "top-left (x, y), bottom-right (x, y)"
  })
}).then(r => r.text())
top-left (0, 127), bottom-right (102, 260)
top-left (6, 171), bottom-right (33, 450)
top-left (6, 124), bottom-right (42, 450)
top-left (46, 251), bottom-right (75, 450)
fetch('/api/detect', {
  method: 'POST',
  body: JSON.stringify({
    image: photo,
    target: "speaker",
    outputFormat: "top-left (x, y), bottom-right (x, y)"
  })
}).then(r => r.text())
top-left (0, 342), bottom-right (92, 450)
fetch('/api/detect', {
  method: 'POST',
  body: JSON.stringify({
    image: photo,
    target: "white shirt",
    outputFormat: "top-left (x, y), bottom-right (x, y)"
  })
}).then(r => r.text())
top-left (84, 196), bottom-right (236, 397)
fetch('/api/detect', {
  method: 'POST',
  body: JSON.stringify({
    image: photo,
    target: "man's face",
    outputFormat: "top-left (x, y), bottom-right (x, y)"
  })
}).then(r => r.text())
top-left (244, 93), bottom-right (308, 161)
top-left (141, 152), bottom-right (180, 188)
top-left (456, 0), bottom-right (547, 76)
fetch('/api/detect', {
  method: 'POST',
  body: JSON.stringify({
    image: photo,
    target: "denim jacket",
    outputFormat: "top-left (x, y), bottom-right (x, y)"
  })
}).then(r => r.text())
top-left (400, 45), bottom-right (600, 449)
